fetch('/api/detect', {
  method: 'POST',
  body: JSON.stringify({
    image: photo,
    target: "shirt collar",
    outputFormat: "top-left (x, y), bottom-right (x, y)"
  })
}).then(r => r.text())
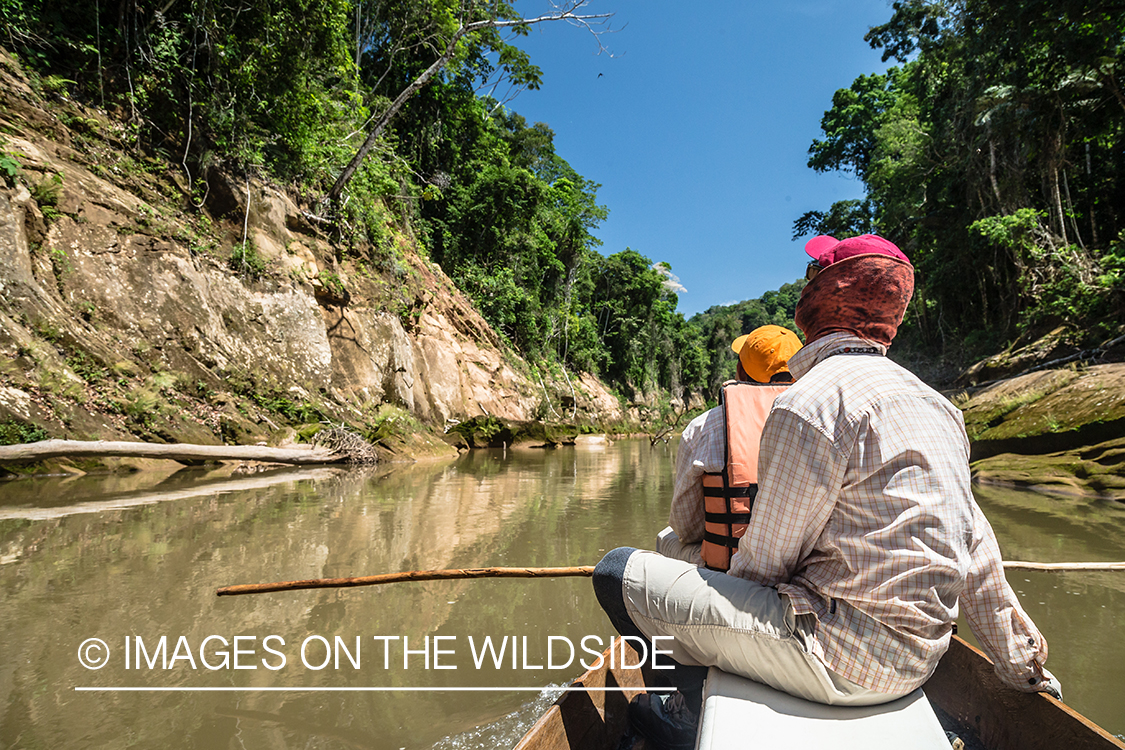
top-left (788, 332), bottom-right (888, 380)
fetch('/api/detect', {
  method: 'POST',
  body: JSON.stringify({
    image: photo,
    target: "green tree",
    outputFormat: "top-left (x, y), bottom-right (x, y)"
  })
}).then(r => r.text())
top-left (325, 0), bottom-right (611, 203)
top-left (0, 0), bottom-right (721, 410)
top-left (797, 0), bottom-right (1125, 362)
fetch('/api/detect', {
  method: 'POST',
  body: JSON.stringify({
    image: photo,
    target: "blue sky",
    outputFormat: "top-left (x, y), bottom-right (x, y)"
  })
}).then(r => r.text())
top-left (507, 0), bottom-right (896, 316)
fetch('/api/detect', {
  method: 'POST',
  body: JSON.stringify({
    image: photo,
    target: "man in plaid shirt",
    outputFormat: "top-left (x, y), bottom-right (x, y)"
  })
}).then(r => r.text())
top-left (593, 234), bottom-right (1059, 747)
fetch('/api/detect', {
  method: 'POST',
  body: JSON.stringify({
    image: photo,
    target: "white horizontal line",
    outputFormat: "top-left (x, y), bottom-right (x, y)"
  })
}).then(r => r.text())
top-left (74, 686), bottom-right (673, 692)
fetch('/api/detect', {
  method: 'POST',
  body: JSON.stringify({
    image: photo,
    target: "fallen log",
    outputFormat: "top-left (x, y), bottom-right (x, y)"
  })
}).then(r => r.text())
top-left (0, 439), bottom-right (346, 466)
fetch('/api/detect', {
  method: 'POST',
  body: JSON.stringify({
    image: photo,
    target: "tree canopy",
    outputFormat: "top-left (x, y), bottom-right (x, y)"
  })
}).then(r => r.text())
top-left (797, 0), bottom-right (1125, 363)
top-left (1, 0), bottom-right (710, 403)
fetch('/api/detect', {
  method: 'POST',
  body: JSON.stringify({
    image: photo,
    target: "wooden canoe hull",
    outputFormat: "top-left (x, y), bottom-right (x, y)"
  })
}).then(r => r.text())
top-left (928, 636), bottom-right (1124, 750)
top-left (515, 635), bottom-right (1125, 750)
top-left (512, 641), bottom-right (651, 750)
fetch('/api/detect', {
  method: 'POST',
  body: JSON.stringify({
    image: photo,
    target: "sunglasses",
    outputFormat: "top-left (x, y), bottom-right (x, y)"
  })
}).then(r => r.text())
top-left (805, 260), bottom-right (822, 282)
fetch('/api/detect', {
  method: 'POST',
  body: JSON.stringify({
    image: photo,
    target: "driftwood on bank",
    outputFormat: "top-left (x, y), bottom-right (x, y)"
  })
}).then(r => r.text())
top-left (1008, 331), bottom-right (1125, 381)
top-left (216, 566), bottom-right (597, 597)
top-left (649, 399), bottom-right (689, 447)
top-left (0, 439), bottom-right (346, 466)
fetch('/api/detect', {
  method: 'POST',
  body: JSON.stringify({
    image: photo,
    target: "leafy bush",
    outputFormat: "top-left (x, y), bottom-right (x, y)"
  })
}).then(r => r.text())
top-left (0, 152), bottom-right (20, 184)
top-left (122, 390), bottom-right (161, 427)
top-left (229, 241), bottom-right (268, 279)
top-left (246, 390), bottom-right (324, 424)
top-left (316, 270), bottom-right (346, 299)
top-left (40, 74), bottom-right (75, 95)
top-left (65, 351), bottom-right (106, 383)
top-left (0, 419), bottom-right (49, 445)
top-left (32, 173), bottom-right (64, 221)
top-left (971, 211), bottom-right (1120, 339)
top-left (448, 415), bottom-right (513, 447)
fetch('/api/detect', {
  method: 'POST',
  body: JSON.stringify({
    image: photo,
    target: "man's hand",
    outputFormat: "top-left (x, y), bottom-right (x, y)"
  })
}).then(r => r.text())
top-left (1039, 668), bottom-right (1063, 702)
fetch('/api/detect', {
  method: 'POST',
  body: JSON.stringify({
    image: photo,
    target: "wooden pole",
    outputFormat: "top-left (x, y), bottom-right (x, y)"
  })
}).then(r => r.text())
top-left (216, 566), bottom-right (596, 597)
top-left (216, 559), bottom-right (1125, 597)
top-left (1002, 561), bottom-right (1125, 571)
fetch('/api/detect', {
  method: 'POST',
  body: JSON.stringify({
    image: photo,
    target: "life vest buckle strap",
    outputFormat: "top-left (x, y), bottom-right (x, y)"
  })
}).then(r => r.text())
top-left (703, 531), bottom-right (741, 549)
top-left (701, 485), bottom-right (757, 498)
top-left (704, 511), bottom-right (752, 524)
top-left (700, 381), bottom-right (789, 573)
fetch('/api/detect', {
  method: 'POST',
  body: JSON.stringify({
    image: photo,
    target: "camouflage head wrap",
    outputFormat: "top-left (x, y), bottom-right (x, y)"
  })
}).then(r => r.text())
top-left (794, 253), bottom-right (914, 347)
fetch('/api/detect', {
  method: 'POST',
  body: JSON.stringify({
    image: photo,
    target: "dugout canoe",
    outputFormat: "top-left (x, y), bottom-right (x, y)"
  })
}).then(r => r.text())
top-left (513, 635), bottom-right (1125, 750)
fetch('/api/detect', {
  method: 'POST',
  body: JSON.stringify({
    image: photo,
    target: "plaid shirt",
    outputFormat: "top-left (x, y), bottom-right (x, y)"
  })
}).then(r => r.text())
top-left (679, 332), bottom-right (1048, 695)
top-left (668, 406), bottom-right (726, 544)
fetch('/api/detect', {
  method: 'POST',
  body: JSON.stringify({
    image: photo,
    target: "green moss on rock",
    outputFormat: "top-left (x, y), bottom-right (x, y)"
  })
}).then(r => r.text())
top-left (971, 437), bottom-right (1125, 501)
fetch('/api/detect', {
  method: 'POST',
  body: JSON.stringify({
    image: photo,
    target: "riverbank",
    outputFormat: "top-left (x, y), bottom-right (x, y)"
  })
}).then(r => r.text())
top-left (0, 414), bottom-right (656, 477)
top-left (0, 47), bottom-right (687, 475)
top-left (971, 438), bottom-right (1125, 500)
top-left (6, 357), bottom-right (1125, 500)
top-left (952, 355), bottom-right (1125, 502)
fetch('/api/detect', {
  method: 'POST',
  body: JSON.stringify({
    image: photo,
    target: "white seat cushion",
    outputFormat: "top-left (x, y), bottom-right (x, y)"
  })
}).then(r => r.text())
top-left (696, 668), bottom-right (949, 749)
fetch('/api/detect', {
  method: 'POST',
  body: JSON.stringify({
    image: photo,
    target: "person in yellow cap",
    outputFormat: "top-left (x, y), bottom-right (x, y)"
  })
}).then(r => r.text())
top-left (729, 324), bottom-right (803, 385)
top-left (655, 324), bottom-right (803, 570)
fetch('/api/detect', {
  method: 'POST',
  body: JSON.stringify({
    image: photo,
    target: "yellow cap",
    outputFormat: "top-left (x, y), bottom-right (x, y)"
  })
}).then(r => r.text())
top-left (730, 325), bottom-right (803, 383)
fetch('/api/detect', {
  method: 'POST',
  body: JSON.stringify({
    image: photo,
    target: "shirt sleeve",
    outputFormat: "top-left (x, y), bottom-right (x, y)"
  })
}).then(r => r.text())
top-left (669, 409), bottom-right (723, 544)
top-left (960, 503), bottom-right (1050, 692)
top-left (731, 406), bottom-right (843, 585)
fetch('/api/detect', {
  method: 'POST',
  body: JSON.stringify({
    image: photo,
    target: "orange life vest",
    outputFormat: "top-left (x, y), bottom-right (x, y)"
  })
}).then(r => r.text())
top-left (701, 380), bottom-right (791, 571)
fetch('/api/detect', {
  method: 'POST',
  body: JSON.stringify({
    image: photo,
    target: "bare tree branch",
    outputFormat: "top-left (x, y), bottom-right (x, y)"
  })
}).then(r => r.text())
top-left (323, 3), bottom-right (612, 206)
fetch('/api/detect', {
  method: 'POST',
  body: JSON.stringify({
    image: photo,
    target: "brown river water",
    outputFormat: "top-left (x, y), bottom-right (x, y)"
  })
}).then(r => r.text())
top-left (1, 439), bottom-right (1123, 748)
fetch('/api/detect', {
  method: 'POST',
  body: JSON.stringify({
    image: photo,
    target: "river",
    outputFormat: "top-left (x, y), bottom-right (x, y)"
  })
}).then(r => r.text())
top-left (0, 440), bottom-right (1122, 748)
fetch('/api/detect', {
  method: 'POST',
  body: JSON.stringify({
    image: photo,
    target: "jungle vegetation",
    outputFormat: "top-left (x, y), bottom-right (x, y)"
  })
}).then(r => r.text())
top-left (2, 0), bottom-right (1122, 409)
top-left (796, 0), bottom-right (1125, 368)
top-left (0, 0), bottom-right (713, 402)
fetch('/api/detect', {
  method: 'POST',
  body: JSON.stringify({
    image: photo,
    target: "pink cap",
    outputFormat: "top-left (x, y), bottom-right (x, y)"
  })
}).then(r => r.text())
top-left (804, 234), bottom-right (910, 267)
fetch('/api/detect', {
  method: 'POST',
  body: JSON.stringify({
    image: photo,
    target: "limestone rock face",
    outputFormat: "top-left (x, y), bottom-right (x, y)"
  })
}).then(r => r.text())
top-left (0, 185), bottom-right (36, 290)
top-left (324, 307), bottom-right (416, 411)
top-left (42, 212), bottom-right (334, 393)
top-left (0, 48), bottom-right (626, 447)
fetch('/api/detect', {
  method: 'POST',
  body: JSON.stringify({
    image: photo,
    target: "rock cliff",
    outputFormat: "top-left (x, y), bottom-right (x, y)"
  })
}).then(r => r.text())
top-left (0, 49), bottom-right (634, 465)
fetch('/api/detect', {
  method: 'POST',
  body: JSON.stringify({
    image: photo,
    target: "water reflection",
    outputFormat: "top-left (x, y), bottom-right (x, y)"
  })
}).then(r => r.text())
top-left (0, 442), bottom-right (674, 749)
top-left (0, 443), bottom-right (1121, 749)
top-left (962, 483), bottom-right (1125, 736)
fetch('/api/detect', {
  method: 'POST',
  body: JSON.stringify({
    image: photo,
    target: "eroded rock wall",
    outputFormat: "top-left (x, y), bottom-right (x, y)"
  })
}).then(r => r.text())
top-left (0, 50), bottom-right (626, 450)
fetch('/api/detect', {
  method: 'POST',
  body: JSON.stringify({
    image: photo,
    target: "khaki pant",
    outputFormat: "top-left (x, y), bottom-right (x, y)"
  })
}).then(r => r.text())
top-left (655, 526), bottom-right (703, 566)
top-left (621, 549), bottom-right (901, 706)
